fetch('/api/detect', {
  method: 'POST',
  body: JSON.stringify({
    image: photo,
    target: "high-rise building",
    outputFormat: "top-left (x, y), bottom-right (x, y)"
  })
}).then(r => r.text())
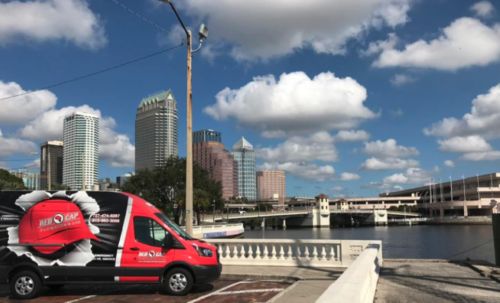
top-left (193, 129), bottom-right (221, 144)
top-left (63, 112), bottom-right (99, 191)
top-left (135, 90), bottom-right (178, 171)
top-left (232, 137), bottom-right (257, 201)
top-left (257, 170), bottom-right (286, 205)
top-left (193, 129), bottom-right (237, 200)
top-left (40, 140), bottom-right (63, 190)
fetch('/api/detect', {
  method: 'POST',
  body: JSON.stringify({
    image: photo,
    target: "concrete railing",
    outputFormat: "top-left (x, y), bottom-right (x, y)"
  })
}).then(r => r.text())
top-left (316, 243), bottom-right (382, 303)
top-left (206, 239), bottom-right (382, 267)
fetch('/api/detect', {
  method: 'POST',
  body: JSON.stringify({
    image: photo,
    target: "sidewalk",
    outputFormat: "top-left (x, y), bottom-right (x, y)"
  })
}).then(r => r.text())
top-left (375, 259), bottom-right (500, 303)
top-left (221, 265), bottom-right (343, 303)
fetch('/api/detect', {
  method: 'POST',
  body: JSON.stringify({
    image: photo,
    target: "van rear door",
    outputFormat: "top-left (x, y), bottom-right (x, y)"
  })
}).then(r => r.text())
top-left (118, 216), bottom-right (175, 282)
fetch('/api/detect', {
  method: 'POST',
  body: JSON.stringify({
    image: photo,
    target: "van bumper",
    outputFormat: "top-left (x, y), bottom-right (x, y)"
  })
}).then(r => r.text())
top-left (192, 264), bottom-right (222, 284)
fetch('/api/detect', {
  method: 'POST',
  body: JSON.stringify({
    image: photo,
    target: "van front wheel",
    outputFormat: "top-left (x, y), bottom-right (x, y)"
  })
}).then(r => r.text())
top-left (10, 270), bottom-right (42, 299)
top-left (162, 268), bottom-right (193, 296)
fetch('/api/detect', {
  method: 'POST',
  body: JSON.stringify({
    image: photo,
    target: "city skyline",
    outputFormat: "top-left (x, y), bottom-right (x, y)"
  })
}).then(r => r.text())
top-left (0, 0), bottom-right (499, 197)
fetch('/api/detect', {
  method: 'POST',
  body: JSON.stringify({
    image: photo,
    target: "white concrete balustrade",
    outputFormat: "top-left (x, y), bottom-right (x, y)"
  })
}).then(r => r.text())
top-left (206, 239), bottom-right (382, 267)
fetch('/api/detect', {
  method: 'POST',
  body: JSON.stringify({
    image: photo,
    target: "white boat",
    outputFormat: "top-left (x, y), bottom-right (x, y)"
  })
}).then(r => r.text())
top-left (191, 223), bottom-right (244, 239)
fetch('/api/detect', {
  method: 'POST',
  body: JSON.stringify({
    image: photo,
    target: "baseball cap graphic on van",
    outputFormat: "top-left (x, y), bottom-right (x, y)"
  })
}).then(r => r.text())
top-left (18, 200), bottom-right (98, 254)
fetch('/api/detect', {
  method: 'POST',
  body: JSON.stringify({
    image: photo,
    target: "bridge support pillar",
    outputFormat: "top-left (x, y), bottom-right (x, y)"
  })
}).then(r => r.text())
top-left (463, 204), bottom-right (468, 217)
top-left (439, 207), bottom-right (444, 219)
top-left (312, 194), bottom-right (330, 227)
top-left (283, 218), bottom-right (287, 230)
top-left (261, 218), bottom-right (266, 229)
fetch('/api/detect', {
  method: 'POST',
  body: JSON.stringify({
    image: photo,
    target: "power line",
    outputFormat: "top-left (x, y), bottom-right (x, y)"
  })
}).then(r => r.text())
top-left (0, 43), bottom-right (183, 102)
top-left (110, 0), bottom-right (170, 33)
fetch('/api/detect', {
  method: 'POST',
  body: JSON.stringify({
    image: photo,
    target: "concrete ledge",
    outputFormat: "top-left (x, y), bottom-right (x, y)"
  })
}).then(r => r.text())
top-left (316, 243), bottom-right (381, 303)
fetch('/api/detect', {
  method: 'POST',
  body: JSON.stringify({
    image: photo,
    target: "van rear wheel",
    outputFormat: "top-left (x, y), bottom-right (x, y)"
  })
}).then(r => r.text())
top-left (10, 270), bottom-right (42, 300)
top-left (161, 268), bottom-right (193, 296)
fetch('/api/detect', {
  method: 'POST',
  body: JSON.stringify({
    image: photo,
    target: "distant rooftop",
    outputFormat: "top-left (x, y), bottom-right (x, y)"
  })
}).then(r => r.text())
top-left (138, 90), bottom-right (175, 108)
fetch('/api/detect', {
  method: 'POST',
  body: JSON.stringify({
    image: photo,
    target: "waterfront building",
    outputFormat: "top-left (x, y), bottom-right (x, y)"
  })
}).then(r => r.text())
top-left (232, 137), bottom-right (257, 201)
top-left (39, 140), bottom-right (63, 190)
top-left (382, 173), bottom-right (500, 217)
top-left (257, 170), bottom-right (286, 205)
top-left (62, 112), bottom-right (99, 191)
top-left (193, 129), bottom-right (238, 200)
top-left (9, 169), bottom-right (40, 190)
top-left (135, 90), bottom-right (178, 171)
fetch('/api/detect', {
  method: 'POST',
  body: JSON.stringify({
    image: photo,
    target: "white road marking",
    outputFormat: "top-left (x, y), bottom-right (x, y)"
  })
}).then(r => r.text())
top-left (64, 295), bottom-right (97, 303)
top-left (216, 288), bottom-right (284, 295)
top-left (187, 281), bottom-right (247, 303)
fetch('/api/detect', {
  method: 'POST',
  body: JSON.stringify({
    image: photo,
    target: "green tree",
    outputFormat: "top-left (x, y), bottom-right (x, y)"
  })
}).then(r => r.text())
top-left (0, 169), bottom-right (26, 190)
top-left (122, 157), bottom-right (222, 224)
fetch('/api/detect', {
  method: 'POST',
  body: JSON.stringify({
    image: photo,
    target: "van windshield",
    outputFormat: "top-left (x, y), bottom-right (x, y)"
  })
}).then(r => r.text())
top-left (155, 212), bottom-right (194, 240)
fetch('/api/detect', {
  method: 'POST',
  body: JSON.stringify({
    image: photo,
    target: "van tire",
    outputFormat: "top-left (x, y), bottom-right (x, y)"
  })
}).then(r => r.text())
top-left (161, 267), bottom-right (193, 296)
top-left (10, 270), bottom-right (42, 299)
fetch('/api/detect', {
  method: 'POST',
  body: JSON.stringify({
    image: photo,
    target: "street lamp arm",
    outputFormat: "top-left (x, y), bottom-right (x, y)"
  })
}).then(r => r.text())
top-left (191, 39), bottom-right (204, 53)
top-left (160, 0), bottom-right (189, 36)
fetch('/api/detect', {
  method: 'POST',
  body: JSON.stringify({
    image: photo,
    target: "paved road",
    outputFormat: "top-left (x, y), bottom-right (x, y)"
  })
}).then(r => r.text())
top-left (375, 260), bottom-right (500, 303)
top-left (0, 279), bottom-right (292, 303)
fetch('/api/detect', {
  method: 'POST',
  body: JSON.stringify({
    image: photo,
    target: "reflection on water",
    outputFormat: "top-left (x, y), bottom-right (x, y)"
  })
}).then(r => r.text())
top-left (245, 225), bottom-right (495, 263)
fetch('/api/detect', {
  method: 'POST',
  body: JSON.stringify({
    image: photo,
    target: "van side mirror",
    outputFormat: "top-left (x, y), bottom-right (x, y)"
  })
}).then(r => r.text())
top-left (162, 233), bottom-right (174, 249)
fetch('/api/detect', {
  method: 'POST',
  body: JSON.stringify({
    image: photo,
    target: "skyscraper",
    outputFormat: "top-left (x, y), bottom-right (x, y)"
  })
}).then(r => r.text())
top-left (62, 112), bottom-right (99, 191)
top-left (193, 129), bottom-right (238, 200)
top-left (257, 170), bottom-right (286, 205)
top-left (40, 140), bottom-right (63, 190)
top-left (232, 137), bottom-right (257, 201)
top-left (135, 90), bottom-right (178, 171)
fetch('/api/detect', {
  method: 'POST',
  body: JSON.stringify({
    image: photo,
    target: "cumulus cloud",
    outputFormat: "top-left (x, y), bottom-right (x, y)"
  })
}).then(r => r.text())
top-left (340, 172), bottom-right (360, 181)
top-left (363, 139), bottom-right (419, 158)
top-left (257, 132), bottom-right (337, 163)
top-left (361, 138), bottom-right (419, 170)
top-left (204, 71), bottom-right (376, 136)
top-left (0, 130), bottom-right (37, 158)
top-left (0, 81), bottom-right (57, 124)
top-left (390, 74), bottom-right (416, 86)
top-left (382, 167), bottom-right (432, 186)
top-left (438, 135), bottom-right (492, 153)
top-left (176, 0), bottom-right (412, 61)
top-left (18, 104), bottom-right (134, 168)
top-left (335, 130), bottom-right (370, 142)
top-left (462, 151), bottom-right (500, 161)
top-left (372, 17), bottom-right (500, 70)
top-left (260, 162), bottom-right (335, 182)
top-left (471, 1), bottom-right (495, 18)
top-left (444, 160), bottom-right (455, 167)
top-left (0, 0), bottom-right (106, 49)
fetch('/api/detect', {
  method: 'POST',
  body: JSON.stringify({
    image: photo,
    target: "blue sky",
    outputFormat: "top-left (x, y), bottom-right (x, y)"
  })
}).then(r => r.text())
top-left (0, 0), bottom-right (499, 197)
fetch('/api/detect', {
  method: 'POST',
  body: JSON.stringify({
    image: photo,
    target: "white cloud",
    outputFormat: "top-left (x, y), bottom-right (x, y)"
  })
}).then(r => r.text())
top-left (24, 158), bottom-right (40, 169)
top-left (382, 167), bottom-right (432, 185)
top-left (438, 135), bottom-right (492, 153)
top-left (363, 139), bottom-right (419, 158)
top-left (444, 160), bottom-right (455, 167)
top-left (257, 132), bottom-right (337, 163)
top-left (373, 17), bottom-right (500, 70)
top-left (340, 172), bottom-right (360, 181)
top-left (425, 84), bottom-right (500, 138)
top-left (362, 157), bottom-right (419, 170)
top-left (19, 104), bottom-right (134, 168)
top-left (335, 130), bottom-right (370, 142)
top-left (0, 0), bottom-right (106, 49)
top-left (462, 151), bottom-right (500, 161)
top-left (0, 81), bottom-right (56, 124)
top-left (390, 74), bottom-right (416, 86)
top-left (204, 71), bottom-right (376, 136)
top-left (0, 129), bottom-right (37, 158)
top-left (471, 1), bottom-right (495, 18)
top-left (177, 0), bottom-right (411, 61)
top-left (260, 162), bottom-right (335, 182)
top-left (363, 32), bottom-right (398, 56)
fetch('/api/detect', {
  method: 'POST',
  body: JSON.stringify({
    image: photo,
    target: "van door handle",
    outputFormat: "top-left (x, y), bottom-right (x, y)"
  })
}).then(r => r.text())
top-left (130, 247), bottom-right (140, 251)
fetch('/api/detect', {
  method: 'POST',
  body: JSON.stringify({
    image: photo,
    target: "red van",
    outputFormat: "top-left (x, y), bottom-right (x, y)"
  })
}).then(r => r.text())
top-left (0, 190), bottom-right (221, 299)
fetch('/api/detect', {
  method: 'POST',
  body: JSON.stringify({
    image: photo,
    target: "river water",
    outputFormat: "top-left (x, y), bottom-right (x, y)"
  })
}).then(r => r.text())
top-left (244, 225), bottom-right (495, 263)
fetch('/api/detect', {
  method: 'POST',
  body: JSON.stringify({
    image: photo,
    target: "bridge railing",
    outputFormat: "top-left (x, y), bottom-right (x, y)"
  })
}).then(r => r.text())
top-left (205, 239), bottom-right (382, 267)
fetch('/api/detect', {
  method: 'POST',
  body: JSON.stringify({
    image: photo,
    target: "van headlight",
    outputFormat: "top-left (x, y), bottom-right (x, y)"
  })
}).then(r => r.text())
top-left (192, 244), bottom-right (213, 257)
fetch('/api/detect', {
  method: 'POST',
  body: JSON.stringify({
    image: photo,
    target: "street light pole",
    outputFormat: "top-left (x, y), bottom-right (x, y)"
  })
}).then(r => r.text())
top-left (160, 0), bottom-right (207, 236)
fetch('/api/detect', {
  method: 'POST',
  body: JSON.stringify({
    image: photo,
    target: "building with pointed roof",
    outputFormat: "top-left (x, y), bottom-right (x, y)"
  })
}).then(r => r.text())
top-left (135, 90), bottom-right (178, 171)
top-left (232, 137), bottom-right (257, 201)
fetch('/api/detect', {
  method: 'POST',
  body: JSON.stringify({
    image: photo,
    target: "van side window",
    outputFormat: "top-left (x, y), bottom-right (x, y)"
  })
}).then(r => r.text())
top-left (134, 217), bottom-right (169, 247)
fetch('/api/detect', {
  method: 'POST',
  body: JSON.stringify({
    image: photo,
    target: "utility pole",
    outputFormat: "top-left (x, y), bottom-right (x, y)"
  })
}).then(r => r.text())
top-left (159, 0), bottom-right (207, 235)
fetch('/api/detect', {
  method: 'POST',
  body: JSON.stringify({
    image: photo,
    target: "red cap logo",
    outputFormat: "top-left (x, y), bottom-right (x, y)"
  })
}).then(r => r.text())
top-left (18, 200), bottom-right (98, 254)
